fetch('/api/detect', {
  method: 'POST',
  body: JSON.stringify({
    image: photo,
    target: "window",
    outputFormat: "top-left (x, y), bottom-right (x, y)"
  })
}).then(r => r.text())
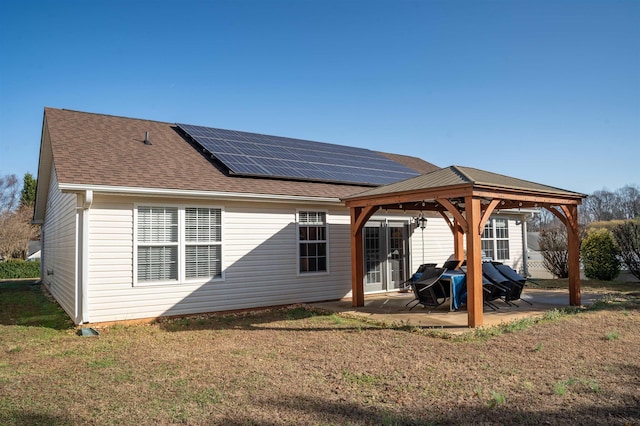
top-left (135, 206), bottom-right (222, 284)
top-left (137, 207), bottom-right (178, 282)
top-left (481, 218), bottom-right (510, 261)
top-left (185, 208), bottom-right (222, 279)
top-left (298, 211), bottom-right (327, 273)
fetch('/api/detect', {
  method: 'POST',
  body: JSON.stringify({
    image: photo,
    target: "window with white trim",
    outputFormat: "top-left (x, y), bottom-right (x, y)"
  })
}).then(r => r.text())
top-left (298, 211), bottom-right (327, 273)
top-left (185, 207), bottom-right (222, 279)
top-left (135, 206), bottom-right (222, 284)
top-left (481, 217), bottom-right (510, 261)
top-left (137, 207), bottom-right (179, 282)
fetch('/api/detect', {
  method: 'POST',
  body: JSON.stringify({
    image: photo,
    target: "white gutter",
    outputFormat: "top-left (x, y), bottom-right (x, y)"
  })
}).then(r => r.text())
top-left (58, 183), bottom-right (344, 204)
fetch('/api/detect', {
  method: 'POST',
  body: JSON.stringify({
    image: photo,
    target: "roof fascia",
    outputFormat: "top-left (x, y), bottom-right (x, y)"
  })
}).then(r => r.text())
top-left (33, 112), bottom-right (52, 222)
top-left (57, 183), bottom-right (344, 205)
top-left (343, 184), bottom-right (473, 207)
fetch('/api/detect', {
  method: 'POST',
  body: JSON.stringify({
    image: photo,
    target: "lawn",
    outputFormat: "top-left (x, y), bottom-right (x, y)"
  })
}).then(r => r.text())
top-left (1, 279), bottom-right (639, 425)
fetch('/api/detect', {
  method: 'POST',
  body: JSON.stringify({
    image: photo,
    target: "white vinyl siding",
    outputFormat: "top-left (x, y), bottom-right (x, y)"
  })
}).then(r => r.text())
top-left (84, 198), bottom-right (354, 323)
top-left (41, 166), bottom-right (78, 321)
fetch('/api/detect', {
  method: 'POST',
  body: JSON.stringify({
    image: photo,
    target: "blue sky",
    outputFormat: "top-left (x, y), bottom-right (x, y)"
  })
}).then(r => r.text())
top-left (1, 0), bottom-right (638, 195)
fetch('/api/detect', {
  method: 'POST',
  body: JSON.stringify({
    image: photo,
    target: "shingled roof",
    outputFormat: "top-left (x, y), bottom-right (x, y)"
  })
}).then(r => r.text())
top-left (40, 108), bottom-right (439, 200)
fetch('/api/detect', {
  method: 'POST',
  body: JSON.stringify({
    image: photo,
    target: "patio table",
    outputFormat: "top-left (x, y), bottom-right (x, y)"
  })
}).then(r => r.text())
top-left (440, 271), bottom-right (466, 311)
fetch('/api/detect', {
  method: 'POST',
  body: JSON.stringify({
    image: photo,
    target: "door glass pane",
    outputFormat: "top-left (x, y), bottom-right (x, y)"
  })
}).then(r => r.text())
top-left (364, 227), bottom-right (381, 284)
top-left (388, 225), bottom-right (405, 289)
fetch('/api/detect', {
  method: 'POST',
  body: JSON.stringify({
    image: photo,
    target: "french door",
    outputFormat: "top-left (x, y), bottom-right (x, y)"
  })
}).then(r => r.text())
top-left (363, 220), bottom-right (409, 292)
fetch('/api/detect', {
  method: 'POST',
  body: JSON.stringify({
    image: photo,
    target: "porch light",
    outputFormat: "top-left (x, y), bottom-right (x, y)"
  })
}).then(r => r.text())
top-left (415, 213), bottom-right (428, 230)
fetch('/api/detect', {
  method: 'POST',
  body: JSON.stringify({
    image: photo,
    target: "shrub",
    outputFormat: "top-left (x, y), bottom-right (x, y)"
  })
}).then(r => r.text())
top-left (611, 220), bottom-right (640, 279)
top-left (581, 229), bottom-right (620, 281)
top-left (0, 259), bottom-right (40, 279)
top-left (539, 228), bottom-right (569, 278)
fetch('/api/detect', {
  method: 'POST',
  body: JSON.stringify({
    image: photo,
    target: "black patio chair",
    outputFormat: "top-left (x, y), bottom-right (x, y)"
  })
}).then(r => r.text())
top-left (456, 269), bottom-right (502, 311)
top-left (400, 263), bottom-right (437, 291)
top-left (481, 262), bottom-right (526, 307)
top-left (442, 259), bottom-right (462, 271)
top-left (406, 267), bottom-right (448, 310)
top-left (492, 263), bottom-right (533, 306)
top-left (482, 275), bottom-right (503, 311)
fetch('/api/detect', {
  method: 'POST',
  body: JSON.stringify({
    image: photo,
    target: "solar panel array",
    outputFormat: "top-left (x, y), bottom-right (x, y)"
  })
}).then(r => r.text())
top-left (177, 123), bottom-right (419, 186)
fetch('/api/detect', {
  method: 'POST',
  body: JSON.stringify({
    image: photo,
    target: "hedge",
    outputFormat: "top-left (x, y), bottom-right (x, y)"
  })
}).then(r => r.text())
top-left (0, 260), bottom-right (41, 279)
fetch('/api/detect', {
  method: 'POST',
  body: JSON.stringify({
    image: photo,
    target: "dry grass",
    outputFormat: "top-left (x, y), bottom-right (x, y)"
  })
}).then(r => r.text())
top-left (1, 280), bottom-right (639, 425)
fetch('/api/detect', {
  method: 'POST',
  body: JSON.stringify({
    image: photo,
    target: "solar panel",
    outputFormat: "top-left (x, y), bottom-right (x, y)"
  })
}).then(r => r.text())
top-left (177, 123), bottom-right (419, 186)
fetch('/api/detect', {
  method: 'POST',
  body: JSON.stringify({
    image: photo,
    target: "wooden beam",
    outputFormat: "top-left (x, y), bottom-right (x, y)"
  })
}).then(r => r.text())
top-left (478, 198), bottom-right (500, 234)
top-left (436, 198), bottom-right (468, 234)
top-left (464, 196), bottom-right (483, 328)
top-left (454, 219), bottom-right (465, 261)
top-left (350, 207), bottom-right (365, 307)
top-left (349, 205), bottom-right (378, 307)
top-left (561, 204), bottom-right (581, 306)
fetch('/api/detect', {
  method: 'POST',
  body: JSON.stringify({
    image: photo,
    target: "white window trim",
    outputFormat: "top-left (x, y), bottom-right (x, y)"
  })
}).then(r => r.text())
top-left (482, 217), bottom-right (510, 261)
top-left (296, 209), bottom-right (330, 276)
top-left (133, 203), bottom-right (225, 287)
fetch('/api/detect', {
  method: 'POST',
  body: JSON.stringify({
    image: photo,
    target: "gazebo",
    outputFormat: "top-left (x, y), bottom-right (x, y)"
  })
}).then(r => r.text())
top-left (342, 166), bottom-right (587, 328)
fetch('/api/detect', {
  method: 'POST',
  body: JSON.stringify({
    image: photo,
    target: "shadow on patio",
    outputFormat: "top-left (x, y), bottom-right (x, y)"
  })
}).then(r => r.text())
top-left (309, 288), bottom-right (601, 333)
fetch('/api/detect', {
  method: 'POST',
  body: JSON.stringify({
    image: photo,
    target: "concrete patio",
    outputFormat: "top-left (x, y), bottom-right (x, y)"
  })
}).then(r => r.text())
top-left (310, 288), bottom-right (601, 333)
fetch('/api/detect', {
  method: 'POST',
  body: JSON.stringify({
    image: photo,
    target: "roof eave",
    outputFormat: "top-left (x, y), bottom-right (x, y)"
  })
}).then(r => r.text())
top-left (57, 183), bottom-right (344, 205)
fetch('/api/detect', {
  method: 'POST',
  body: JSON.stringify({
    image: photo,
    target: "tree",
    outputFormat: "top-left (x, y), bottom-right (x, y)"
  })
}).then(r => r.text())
top-left (20, 173), bottom-right (36, 207)
top-left (616, 185), bottom-right (640, 220)
top-left (538, 228), bottom-right (570, 278)
top-left (581, 228), bottom-right (620, 281)
top-left (0, 174), bottom-right (20, 214)
top-left (612, 220), bottom-right (640, 280)
top-left (0, 173), bottom-right (39, 260)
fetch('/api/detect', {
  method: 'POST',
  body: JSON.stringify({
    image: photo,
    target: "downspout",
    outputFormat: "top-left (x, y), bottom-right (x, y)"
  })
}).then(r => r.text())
top-left (521, 213), bottom-right (530, 277)
top-left (77, 190), bottom-right (93, 323)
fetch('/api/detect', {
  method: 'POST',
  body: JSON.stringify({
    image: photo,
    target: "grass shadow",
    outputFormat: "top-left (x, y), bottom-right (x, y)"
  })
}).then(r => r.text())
top-left (156, 305), bottom-right (383, 333)
top-left (0, 280), bottom-right (74, 330)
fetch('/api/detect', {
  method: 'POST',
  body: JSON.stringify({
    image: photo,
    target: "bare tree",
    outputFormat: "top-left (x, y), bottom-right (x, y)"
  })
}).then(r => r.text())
top-left (0, 174), bottom-right (20, 214)
top-left (0, 206), bottom-right (36, 259)
top-left (538, 228), bottom-right (569, 278)
top-left (0, 174), bottom-right (39, 260)
top-left (616, 184), bottom-right (640, 220)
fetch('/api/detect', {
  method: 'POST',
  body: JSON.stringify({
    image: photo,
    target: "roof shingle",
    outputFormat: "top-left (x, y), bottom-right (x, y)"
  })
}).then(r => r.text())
top-left (43, 108), bottom-right (439, 200)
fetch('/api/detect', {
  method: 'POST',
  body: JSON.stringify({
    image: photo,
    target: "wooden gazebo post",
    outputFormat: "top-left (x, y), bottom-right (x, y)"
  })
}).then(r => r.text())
top-left (464, 197), bottom-right (484, 327)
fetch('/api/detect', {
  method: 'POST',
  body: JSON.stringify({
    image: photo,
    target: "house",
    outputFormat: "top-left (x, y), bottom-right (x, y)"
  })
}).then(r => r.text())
top-left (34, 108), bottom-right (531, 325)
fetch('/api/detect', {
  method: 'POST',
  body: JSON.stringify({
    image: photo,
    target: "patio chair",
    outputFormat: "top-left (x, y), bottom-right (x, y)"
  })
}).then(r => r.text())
top-left (492, 263), bottom-right (533, 305)
top-left (442, 259), bottom-right (462, 271)
top-left (406, 267), bottom-right (448, 310)
top-left (482, 276), bottom-right (503, 311)
top-left (481, 262), bottom-right (526, 307)
top-left (399, 263), bottom-right (437, 291)
top-left (456, 271), bottom-right (502, 311)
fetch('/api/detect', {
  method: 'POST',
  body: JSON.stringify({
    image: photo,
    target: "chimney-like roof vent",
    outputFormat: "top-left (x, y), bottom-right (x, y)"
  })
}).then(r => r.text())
top-left (144, 131), bottom-right (152, 145)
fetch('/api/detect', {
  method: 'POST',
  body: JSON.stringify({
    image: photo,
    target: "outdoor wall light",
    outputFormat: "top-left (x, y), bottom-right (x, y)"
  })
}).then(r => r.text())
top-left (415, 212), bottom-right (428, 230)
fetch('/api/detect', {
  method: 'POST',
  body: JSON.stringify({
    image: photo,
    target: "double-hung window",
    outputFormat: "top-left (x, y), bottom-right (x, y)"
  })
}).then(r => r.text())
top-left (137, 207), bottom-right (179, 282)
top-left (135, 205), bottom-right (222, 284)
top-left (298, 211), bottom-right (328, 273)
top-left (481, 217), bottom-right (510, 261)
top-left (185, 207), bottom-right (222, 279)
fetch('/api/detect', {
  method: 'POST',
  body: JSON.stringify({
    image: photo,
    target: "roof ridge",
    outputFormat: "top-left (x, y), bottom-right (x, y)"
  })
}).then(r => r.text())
top-left (45, 107), bottom-right (174, 126)
top-left (450, 165), bottom-right (476, 183)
